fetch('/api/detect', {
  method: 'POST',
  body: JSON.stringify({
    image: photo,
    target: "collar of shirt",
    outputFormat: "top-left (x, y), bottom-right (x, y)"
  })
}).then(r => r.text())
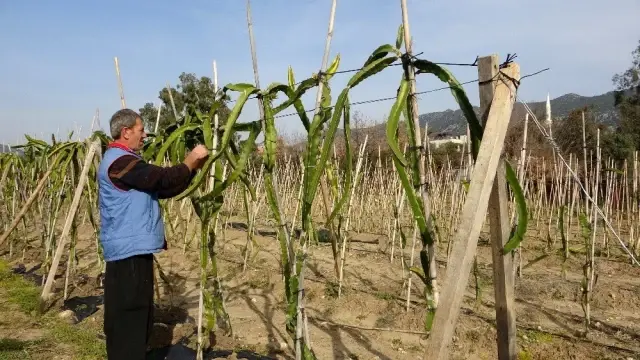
top-left (107, 142), bottom-right (141, 157)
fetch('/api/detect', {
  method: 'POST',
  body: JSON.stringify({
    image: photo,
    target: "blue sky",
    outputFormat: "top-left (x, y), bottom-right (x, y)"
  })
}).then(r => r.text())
top-left (1, 0), bottom-right (639, 144)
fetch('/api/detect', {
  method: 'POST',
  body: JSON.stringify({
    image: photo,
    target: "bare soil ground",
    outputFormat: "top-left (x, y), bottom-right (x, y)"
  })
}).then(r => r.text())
top-left (1, 218), bottom-right (639, 360)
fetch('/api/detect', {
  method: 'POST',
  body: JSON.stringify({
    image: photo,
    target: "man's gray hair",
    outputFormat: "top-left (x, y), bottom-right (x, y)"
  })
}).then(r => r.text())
top-left (110, 109), bottom-right (141, 139)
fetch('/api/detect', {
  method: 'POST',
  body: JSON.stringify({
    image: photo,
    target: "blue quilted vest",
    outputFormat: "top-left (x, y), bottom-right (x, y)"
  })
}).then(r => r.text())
top-left (97, 146), bottom-right (165, 262)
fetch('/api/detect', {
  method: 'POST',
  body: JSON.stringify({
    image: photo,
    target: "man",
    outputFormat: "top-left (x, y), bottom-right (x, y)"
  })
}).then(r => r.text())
top-left (97, 108), bottom-right (208, 360)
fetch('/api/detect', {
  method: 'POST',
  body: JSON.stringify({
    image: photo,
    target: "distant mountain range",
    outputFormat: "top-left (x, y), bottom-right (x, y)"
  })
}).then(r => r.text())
top-left (316, 90), bottom-right (621, 151)
top-left (418, 91), bottom-right (619, 136)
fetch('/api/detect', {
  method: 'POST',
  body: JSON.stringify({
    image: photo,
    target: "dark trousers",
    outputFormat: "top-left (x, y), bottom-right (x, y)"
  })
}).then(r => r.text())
top-left (104, 254), bottom-right (154, 360)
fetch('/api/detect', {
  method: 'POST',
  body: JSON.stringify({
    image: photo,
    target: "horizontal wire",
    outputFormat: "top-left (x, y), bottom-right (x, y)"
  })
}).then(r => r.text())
top-left (270, 67), bottom-right (550, 119)
top-left (223, 54), bottom-right (508, 104)
top-left (309, 53), bottom-right (517, 79)
top-left (316, 55), bottom-right (480, 77)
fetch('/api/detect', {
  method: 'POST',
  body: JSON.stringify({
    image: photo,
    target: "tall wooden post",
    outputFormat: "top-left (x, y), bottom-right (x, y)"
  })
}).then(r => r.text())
top-left (424, 61), bottom-right (520, 359)
top-left (41, 140), bottom-right (100, 301)
top-left (478, 54), bottom-right (517, 360)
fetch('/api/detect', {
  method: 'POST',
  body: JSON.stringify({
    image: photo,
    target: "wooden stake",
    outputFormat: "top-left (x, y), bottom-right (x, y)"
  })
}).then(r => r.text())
top-left (41, 140), bottom-right (99, 300)
top-left (478, 54), bottom-right (517, 360)
top-left (114, 57), bottom-right (126, 109)
top-left (424, 62), bottom-right (520, 360)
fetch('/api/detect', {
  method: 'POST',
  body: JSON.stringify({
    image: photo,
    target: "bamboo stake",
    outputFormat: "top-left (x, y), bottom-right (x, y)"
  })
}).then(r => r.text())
top-left (311, 0), bottom-right (342, 282)
top-left (633, 151), bottom-right (638, 254)
top-left (154, 103), bottom-right (163, 134)
top-left (581, 111), bottom-right (589, 215)
top-left (390, 143), bottom-right (408, 261)
top-left (294, 1), bottom-right (338, 357)
top-left (114, 57), bottom-right (126, 109)
top-left (514, 113), bottom-right (529, 277)
top-left (399, 0), bottom-right (439, 319)
top-left (8, 171), bottom-right (18, 257)
top-left (63, 158), bottom-right (78, 300)
top-left (0, 161), bottom-right (10, 194)
top-left (584, 129), bottom-right (601, 331)
top-left (244, 1), bottom-right (267, 274)
top-left (338, 135), bottom-right (368, 296)
top-left (166, 82), bottom-right (179, 121)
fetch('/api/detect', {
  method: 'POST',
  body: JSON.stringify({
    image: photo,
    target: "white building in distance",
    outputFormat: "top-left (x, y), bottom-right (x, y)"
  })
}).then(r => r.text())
top-left (429, 134), bottom-right (468, 150)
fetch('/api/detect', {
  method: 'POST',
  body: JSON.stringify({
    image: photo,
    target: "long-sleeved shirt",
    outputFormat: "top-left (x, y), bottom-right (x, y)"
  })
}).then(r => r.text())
top-left (108, 154), bottom-right (195, 199)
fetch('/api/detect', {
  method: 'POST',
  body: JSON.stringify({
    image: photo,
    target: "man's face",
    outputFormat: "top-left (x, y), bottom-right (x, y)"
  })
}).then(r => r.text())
top-left (122, 117), bottom-right (147, 151)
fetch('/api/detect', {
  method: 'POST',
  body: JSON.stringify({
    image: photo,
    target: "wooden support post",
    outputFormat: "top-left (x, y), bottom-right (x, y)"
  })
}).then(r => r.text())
top-left (478, 55), bottom-right (517, 360)
top-left (41, 140), bottom-right (100, 301)
top-left (424, 61), bottom-right (520, 360)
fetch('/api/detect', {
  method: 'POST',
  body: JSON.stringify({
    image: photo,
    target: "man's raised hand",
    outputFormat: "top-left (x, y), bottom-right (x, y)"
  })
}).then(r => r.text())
top-left (183, 144), bottom-right (210, 171)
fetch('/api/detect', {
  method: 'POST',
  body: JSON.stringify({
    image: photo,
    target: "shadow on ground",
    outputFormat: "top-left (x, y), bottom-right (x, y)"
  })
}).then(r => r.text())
top-left (11, 263), bottom-right (43, 285)
top-left (148, 304), bottom-right (195, 349)
top-left (63, 295), bottom-right (104, 322)
top-left (146, 343), bottom-right (276, 360)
